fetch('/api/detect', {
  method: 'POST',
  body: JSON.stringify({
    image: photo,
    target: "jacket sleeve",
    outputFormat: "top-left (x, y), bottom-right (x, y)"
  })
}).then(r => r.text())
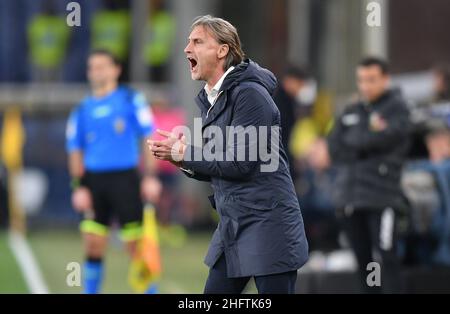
top-left (341, 103), bottom-right (410, 153)
top-left (179, 167), bottom-right (211, 182)
top-left (181, 87), bottom-right (273, 180)
top-left (327, 116), bottom-right (346, 162)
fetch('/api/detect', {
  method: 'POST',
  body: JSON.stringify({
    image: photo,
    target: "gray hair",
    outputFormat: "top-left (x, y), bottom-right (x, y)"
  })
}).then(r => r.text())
top-left (191, 15), bottom-right (245, 71)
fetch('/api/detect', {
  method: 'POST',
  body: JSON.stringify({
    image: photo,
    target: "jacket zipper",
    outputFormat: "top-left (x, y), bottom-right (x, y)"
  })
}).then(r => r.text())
top-left (206, 90), bottom-right (224, 118)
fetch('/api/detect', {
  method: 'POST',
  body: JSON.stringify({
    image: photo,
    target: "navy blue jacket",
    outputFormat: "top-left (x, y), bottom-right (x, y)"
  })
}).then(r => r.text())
top-left (327, 89), bottom-right (411, 212)
top-left (181, 59), bottom-right (309, 278)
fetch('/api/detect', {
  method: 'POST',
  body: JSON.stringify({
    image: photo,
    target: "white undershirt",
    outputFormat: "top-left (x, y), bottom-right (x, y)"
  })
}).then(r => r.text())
top-left (204, 66), bottom-right (235, 105)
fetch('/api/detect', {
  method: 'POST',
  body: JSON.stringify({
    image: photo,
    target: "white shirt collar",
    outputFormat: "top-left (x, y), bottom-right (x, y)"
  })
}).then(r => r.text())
top-left (204, 66), bottom-right (235, 104)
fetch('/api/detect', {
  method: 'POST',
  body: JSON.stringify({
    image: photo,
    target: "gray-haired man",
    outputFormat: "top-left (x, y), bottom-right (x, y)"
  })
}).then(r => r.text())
top-left (149, 15), bottom-right (309, 294)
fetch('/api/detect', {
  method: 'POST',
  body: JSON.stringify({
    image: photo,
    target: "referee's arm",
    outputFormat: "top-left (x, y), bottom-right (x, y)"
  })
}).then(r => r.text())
top-left (66, 108), bottom-right (85, 181)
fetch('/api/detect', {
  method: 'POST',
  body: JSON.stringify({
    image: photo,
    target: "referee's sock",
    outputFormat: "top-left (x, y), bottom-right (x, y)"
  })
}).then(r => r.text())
top-left (84, 257), bottom-right (103, 294)
top-left (145, 283), bottom-right (158, 294)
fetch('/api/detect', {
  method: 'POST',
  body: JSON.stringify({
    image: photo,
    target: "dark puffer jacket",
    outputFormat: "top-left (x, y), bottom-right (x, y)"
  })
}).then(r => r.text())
top-left (327, 89), bottom-right (411, 212)
top-left (181, 59), bottom-right (309, 278)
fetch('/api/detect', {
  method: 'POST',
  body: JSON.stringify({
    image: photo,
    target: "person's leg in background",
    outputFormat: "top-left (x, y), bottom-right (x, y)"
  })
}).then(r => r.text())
top-left (120, 222), bottom-right (142, 259)
top-left (80, 222), bottom-right (109, 294)
top-left (368, 208), bottom-right (404, 293)
top-left (341, 209), bottom-right (381, 293)
top-left (254, 270), bottom-right (298, 294)
top-left (113, 170), bottom-right (159, 294)
top-left (78, 172), bottom-right (112, 294)
top-left (204, 254), bottom-right (250, 294)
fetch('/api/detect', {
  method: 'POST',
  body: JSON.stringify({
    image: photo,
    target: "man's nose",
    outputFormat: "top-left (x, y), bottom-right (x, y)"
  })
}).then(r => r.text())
top-left (184, 42), bottom-right (192, 54)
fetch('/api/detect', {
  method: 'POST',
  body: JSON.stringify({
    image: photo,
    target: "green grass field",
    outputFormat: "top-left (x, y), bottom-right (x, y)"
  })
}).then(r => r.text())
top-left (1, 228), bottom-right (257, 294)
top-left (28, 229), bottom-right (211, 293)
top-left (0, 232), bottom-right (28, 293)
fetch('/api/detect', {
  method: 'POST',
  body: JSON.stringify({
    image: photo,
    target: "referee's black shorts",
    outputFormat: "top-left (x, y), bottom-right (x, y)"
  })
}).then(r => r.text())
top-left (79, 168), bottom-right (143, 242)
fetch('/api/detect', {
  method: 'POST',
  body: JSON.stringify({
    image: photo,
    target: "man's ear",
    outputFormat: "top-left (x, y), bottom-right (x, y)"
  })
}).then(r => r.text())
top-left (115, 65), bottom-right (123, 79)
top-left (217, 44), bottom-right (229, 60)
top-left (383, 74), bottom-right (391, 86)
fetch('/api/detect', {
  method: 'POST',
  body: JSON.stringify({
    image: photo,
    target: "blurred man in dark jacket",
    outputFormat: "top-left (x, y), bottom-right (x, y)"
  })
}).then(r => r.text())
top-left (327, 57), bottom-right (410, 293)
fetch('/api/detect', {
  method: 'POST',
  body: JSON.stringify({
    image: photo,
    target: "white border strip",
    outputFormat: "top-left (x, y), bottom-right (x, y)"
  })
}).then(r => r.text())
top-left (8, 230), bottom-right (49, 294)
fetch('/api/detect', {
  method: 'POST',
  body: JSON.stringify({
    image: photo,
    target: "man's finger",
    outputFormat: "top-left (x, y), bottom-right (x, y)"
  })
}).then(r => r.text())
top-left (150, 140), bottom-right (169, 148)
top-left (151, 146), bottom-right (165, 153)
top-left (157, 129), bottom-right (175, 139)
top-left (151, 145), bottom-right (172, 153)
top-left (154, 153), bottom-right (170, 160)
top-left (152, 142), bottom-right (171, 149)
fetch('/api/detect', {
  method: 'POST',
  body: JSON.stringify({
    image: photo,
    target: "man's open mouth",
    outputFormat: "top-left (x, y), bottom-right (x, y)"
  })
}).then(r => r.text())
top-left (187, 57), bottom-right (198, 71)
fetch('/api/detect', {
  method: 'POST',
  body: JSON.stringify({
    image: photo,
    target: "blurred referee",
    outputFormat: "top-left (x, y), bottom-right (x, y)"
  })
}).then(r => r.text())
top-left (66, 49), bottom-right (160, 294)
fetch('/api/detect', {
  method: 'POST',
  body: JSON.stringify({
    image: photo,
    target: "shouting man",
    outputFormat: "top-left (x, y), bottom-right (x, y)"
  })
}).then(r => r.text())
top-left (149, 15), bottom-right (308, 294)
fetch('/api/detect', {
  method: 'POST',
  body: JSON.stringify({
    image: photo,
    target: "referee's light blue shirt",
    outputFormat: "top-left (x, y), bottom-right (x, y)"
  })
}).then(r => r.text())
top-left (66, 86), bottom-right (154, 172)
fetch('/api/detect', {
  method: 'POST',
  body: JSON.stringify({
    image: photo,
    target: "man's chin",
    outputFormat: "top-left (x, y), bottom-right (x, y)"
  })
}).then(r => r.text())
top-left (91, 81), bottom-right (107, 89)
top-left (190, 72), bottom-right (201, 81)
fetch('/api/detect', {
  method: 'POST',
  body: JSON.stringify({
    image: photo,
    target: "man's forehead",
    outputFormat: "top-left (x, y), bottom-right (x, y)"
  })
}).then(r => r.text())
top-left (188, 25), bottom-right (214, 40)
top-left (357, 65), bottom-right (386, 76)
top-left (89, 55), bottom-right (109, 63)
top-left (88, 55), bottom-right (117, 67)
top-left (357, 65), bottom-right (381, 71)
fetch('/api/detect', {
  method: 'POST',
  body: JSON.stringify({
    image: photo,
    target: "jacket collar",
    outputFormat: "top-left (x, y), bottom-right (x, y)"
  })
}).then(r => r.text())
top-left (195, 65), bottom-right (243, 129)
top-left (195, 89), bottom-right (228, 129)
top-left (194, 59), bottom-right (256, 129)
top-left (364, 88), bottom-right (400, 107)
top-left (195, 60), bottom-right (252, 112)
top-left (203, 66), bottom-right (235, 102)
